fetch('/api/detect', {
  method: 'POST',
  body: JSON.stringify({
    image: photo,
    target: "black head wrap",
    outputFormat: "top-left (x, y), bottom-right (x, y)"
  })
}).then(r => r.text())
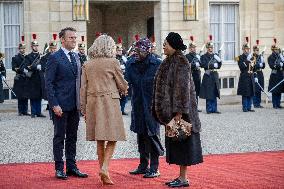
top-left (166, 32), bottom-right (187, 51)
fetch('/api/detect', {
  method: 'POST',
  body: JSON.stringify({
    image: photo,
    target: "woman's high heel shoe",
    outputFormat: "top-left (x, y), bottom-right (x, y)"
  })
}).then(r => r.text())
top-left (99, 172), bottom-right (114, 185)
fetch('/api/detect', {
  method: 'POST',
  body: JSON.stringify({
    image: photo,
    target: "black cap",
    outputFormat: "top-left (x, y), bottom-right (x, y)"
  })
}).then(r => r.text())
top-left (165, 32), bottom-right (187, 51)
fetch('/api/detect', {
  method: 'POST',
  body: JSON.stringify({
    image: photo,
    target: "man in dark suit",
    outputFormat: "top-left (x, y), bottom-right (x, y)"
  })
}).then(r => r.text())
top-left (45, 27), bottom-right (88, 180)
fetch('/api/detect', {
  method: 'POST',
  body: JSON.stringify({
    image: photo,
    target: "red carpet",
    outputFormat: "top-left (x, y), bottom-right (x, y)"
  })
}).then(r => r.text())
top-left (0, 151), bottom-right (284, 189)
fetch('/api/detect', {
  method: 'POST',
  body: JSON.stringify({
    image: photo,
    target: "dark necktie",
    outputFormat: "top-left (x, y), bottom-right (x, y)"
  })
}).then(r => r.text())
top-left (68, 52), bottom-right (78, 76)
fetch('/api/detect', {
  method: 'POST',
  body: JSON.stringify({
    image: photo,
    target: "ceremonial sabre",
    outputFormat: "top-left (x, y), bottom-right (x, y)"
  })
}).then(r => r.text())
top-left (1, 76), bottom-right (17, 97)
top-left (255, 80), bottom-right (270, 99)
top-left (268, 78), bottom-right (284, 93)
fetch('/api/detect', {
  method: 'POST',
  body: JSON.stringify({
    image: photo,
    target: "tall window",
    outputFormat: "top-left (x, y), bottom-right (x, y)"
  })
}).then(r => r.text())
top-left (210, 3), bottom-right (239, 62)
top-left (0, 2), bottom-right (23, 69)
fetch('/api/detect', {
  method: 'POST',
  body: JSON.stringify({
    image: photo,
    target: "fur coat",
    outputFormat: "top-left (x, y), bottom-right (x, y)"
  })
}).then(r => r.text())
top-left (153, 51), bottom-right (201, 133)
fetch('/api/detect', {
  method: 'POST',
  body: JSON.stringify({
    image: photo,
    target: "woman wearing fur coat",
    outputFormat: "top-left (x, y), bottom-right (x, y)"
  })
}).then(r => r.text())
top-left (153, 32), bottom-right (203, 188)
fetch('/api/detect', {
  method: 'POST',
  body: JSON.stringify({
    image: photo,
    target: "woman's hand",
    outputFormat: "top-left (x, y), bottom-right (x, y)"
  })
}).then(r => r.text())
top-left (174, 112), bottom-right (182, 122)
top-left (53, 105), bottom-right (63, 117)
top-left (83, 114), bottom-right (87, 122)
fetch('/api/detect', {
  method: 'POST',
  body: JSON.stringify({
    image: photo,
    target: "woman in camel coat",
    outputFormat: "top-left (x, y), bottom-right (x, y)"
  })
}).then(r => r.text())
top-left (80, 34), bottom-right (128, 185)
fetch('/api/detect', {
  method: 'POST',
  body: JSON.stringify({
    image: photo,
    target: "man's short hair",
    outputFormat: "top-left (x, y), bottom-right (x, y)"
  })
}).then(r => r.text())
top-left (59, 27), bottom-right (77, 38)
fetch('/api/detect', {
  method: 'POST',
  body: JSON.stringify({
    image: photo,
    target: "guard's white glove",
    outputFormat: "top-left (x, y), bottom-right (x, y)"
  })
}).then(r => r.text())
top-left (196, 54), bottom-right (201, 61)
top-left (214, 63), bottom-right (218, 68)
top-left (259, 63), bottom-right (263, 68)
top-left (260, 56), bottom-right (264, 63)
top-left (254, 78), bottom-right (258, 83)
top-left (120, 64), bottom-right (125, 70)
top-left (36, 64), bottom-right (41, 71)
top-left (280, 54), bottom-right (284, 62)
top-left (247, 53), bottom-right (253, 61)
top-left (122, 56), bottom-right (128, 63)
top-left (1, 76), bottom-right (5, 81)
top-left (214, 54), bottom-right (221, 62)
top-left (280, 62), bottom-right (284, 67)
top-left (23, 68), bottom-right (28, 73)
top-left (195, 62), bottom-right (200, 67)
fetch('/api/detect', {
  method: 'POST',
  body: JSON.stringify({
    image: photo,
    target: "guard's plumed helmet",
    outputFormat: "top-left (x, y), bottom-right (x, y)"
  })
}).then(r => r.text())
top-left (116, 36), bottom-right (123, 50)
top-left (271, 38), bottom-right (280, 51)
top-left (78, 36), bottom-right (86, 49)
top-left (253, 40), bottom-right (260, 51)
top-left (188, 35), bottom-right (196, 48)
top-left (31, 34), bottom-right (39, 46)
top-left (49, 34), bottom-right (57, 47)
top-left (19, 36), bottom-right (26, 49)
top-left (242, 37), bottom-right (250, 50)
top-left (205, 35), bottom-right (213, 48)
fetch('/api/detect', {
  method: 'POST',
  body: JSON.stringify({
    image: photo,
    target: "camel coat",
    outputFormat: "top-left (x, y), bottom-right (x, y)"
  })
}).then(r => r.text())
top-left (80, 57), bottom-right (128, 141)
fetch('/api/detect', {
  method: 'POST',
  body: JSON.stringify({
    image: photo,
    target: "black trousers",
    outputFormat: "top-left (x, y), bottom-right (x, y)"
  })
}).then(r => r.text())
top-left (137, 134), bottom-right (161, 172)
top-left (18, 98), bottom-right (28, 114)
top-left (53, 108), bottom-right (79, 171)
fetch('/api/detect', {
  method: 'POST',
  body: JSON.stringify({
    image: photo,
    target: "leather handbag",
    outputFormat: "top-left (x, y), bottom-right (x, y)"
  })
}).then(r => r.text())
top-left (165, 118), bottom-right (192, 141)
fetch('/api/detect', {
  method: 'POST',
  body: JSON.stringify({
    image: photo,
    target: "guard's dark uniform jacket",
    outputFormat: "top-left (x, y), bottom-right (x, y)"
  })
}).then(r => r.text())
top-left (25, 52), bottom-right (42, 99)
top-left (39, 52), bottom-right (52, 100)
top-left (186, 52), bottom-right (201, 97)
top-left (12, 53), bottom-right (30, 99)
top-left (253, 53), bottom-right (265, 93)
top-left (199, 52), bottom-right (222, 100)
top-left (78, 53), bottom-right (87, 66)
top-left (0, 60), bottom-right (6, 103)
top-left (237, 53), bottom-right (255, 96)
top-left (268, 52), bottom-right (284, 94)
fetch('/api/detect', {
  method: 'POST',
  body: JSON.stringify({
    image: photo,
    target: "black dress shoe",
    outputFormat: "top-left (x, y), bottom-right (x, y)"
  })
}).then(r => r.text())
top-left (278, 106), bottom-right (283, 109)
top-left (122, 112), bottom-right (128, 115)
top-left (198, 109), bottom-right (202, 112)
top-left (23, 113), bottom-right (31, 116)
top-left (214, 111), bottom-right (221, 114)
top-left (31, 114), bottom-right (36, 118)
top-left (169, 179), bottom-right (190, 188)
top-left (243, 109), bottom-right (248, 112)
top-left (18, 113), bottom-right (23, 116)
top-left (165, 178), bottom-right (179, 185)
top-left (37, 114), bottom-right (46, 118)
top-left (129, 168), bottom-right (149, 175)
top-left (248, 109), bottom-right (255, 112)
top-left (55, 170), bottom-right (68, 180)
top-left (66, 168), bottom-right (88, 178)
top-left (143, 170), bottom-right (160, 178)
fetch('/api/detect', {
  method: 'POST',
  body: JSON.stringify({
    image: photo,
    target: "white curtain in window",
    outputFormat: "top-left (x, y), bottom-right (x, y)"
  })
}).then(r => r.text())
top-left (210, 4), bottom-right (238, 61)
top-left (3, 2), bottom-right (22, 69)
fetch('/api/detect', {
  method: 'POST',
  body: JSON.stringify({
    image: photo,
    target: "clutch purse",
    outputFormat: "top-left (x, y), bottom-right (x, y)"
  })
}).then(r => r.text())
top-left (165, 118), bottom-right (192, 141)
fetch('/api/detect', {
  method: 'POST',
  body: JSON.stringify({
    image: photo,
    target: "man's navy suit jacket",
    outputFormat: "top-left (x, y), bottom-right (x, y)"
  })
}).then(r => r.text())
top-left (45, 48), bottom-right (81, 111)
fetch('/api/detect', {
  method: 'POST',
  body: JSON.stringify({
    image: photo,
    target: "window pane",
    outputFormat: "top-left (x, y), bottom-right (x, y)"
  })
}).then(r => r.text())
top-left (3, 2), bottom-right (22, 69)
top-left (210, 5), bottom-right (221, 23)
top-left (229, 77), bottom-right (235, 88)
top-left (224, 42), bottom-right (235, 60)
top-left (224, 4), bottom-right (235, 23)
top-left (223, 78), bottom-right (228, 88)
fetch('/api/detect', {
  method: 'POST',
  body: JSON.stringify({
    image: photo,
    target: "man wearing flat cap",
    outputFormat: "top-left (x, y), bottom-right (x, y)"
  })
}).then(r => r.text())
top-left (125, 37), bottom-right (164, 178)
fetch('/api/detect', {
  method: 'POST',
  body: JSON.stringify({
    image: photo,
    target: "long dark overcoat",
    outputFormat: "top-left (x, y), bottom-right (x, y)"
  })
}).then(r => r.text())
top-left (152, 51), bottom-right (201, 133)
top-left (12, 53), bottom-right (30, 99)
top-left (185, 52), bottom-right (201, 97)
top-left (199, 52), bottom-right (222, 100)
top-left (237, 53), bottom-right (255, 96)
top-left (25, 52), bottom-right (42, 99)
top-left (0, 60), bottom-right (6, 103)
top-left (125, 54), bottom-right (161, 136)
top-left (39, 52), bottom-right (51, 100)
top-left (253, 54), bottom-right (265, 93)
top-left (268, 52), bottom-right (284, 94)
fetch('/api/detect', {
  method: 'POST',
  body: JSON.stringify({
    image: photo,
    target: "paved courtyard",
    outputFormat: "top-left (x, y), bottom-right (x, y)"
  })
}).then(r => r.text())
top-left (0, 98), bottom-right (283, 164)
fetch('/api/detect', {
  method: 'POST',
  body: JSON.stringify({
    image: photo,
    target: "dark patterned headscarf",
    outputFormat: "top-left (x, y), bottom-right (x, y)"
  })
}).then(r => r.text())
top-left (135, 38), bottom-right (153, 53)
